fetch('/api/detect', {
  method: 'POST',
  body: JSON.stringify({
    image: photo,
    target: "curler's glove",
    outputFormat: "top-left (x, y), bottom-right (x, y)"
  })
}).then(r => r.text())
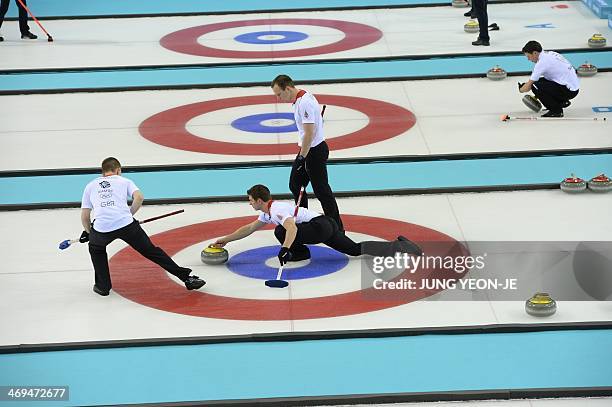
top-left (278, 247), bottom-right (292, 265)
top-left (518, 82), bottom-right (525, 92)
top-left (294, 154), bottom-right (306, 172)
top-left (79, 230), bottom-right (90, 243)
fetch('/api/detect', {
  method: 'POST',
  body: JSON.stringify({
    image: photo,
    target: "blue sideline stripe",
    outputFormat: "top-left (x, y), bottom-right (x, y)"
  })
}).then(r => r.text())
top-left (2, 154), bottom-right (612, 205)
top-left (5, 0), bottom-right (450, 18)
top-left (0, 330), bottom-right (611, 406)
top-left (1, 52), bottom-right (611, 93)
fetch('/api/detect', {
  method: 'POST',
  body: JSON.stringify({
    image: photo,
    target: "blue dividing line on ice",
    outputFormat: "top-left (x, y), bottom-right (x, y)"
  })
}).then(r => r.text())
top-left (4, 0), bottom-right (453, 18)
top-left (1, 52), bottom-right (611, 93)
top-left (1, 154), bottom-right (612, 206)
top-left (0, 329), bottom-right (611, 406)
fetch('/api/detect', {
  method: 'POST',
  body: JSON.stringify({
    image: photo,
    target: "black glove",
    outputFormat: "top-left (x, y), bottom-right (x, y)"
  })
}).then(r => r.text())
top-left (278, 247), bottom-right (292, 265)
top-left (518, 82), bottom-right (525, 91)
top-left (294, 154), bottom-right (306, 172)
top-left (79, 230), bottom-right (90, 243)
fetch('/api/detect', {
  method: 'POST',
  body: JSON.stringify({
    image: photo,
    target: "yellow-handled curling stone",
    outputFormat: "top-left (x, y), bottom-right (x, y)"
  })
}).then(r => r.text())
top-left (587, 33), bottom-right (606, 48)
top-left (464, 19), bottom-right (479, 33)
top-left (201, 245), bottom-right (229, 265)
top-left (525, 293), bottom-right (557, 317)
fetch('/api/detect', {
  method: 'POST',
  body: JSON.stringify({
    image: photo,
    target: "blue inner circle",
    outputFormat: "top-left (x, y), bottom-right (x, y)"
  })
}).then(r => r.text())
top-left (226, 245), bottom-right (349, 280)
top-left (231, 112), bottom-right (297, 133)
top-left (234, 30), bottom-right (309, 45)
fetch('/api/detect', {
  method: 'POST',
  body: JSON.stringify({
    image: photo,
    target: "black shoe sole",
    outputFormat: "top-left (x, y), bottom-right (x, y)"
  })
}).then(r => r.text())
top-left (93, 286), bottom-right (110, 296)
top-left (185, 280), bottom-right (206, 290)
top-left (397, 236), bottom-right (424, 256)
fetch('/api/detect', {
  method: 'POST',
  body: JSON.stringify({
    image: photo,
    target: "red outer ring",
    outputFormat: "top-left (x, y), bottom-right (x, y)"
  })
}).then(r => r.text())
top-left (159, 18), bottom-right (383, 58)
top-left (139, 95), bottom-right (416, 155)
top-left (109, 214), bottom-right (465, 320)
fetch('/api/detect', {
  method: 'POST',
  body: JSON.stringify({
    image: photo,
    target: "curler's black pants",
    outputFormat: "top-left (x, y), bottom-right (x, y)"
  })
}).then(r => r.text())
top-left (532, 78), bottom-right (579, 114)
top-left (0, 0), bottom-right (31, 34)
top-left (88, 220), bottom-right (190, 292)
top-left (472, 0), bottom-right (489, 42)
top-left (289, 141), bottom-right (344, 230)
top-left (274, 216), bottom-right (402, 257)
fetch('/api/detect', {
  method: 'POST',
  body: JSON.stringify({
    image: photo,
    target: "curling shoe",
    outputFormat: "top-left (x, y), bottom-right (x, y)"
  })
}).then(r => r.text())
top-left (472, 38), bottom-right (490, 46)
top-left (541, 110), bottom-right (563, 118)
top-left (93, 285), bottom-right (110, 296)
top-left (184, 275), bottom-right (206, 290)
top-left (397, 236), bottom-right (424, 256)
top-left (21, 31), bottom-right (37, 39)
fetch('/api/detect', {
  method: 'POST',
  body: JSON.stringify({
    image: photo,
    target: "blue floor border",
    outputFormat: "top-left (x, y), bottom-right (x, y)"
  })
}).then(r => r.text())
top-left (3, 0), bottom-right (505, 18)
top-left (2, 154), bottom-right (612, 207)
top-left (1, 51), bottom-right (611, 94)
top-left (1, 329), bottom-right (611, 406)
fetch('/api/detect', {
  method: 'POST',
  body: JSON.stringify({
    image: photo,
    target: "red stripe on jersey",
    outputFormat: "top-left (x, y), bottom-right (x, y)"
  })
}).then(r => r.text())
top-left (293, 89), bottom-right (306, 104)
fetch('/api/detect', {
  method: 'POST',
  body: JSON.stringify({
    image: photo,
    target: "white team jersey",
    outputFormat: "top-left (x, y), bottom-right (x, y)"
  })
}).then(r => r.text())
top-left (81, 175), bottom-right (139, 232)
top-left (530, 51), bottom-right (579, 91)
top-left (257, 201), bottom-right (321, 226)
top-left (293, 90), bottom-right (325, 148)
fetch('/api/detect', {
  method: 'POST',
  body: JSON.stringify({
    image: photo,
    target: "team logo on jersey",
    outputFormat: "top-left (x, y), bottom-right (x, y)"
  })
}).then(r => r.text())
top-left (99, 181), bottom-right (111, 188)
top-left (277, 215), bottom-right (283, 221)
top-left (304, 111), bottom-right (309, 119)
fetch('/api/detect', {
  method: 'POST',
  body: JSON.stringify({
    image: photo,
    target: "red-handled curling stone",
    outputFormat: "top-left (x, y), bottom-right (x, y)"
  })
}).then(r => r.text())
top-left (560, 174), bottom-right (587, 193)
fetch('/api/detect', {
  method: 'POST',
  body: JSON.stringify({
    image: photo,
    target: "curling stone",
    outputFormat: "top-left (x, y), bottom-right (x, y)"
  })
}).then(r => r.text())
top-left (486, 65), bottom-right (507, 81)
top-left (588, 174), bottom-right (612, 192)
top-left (464, 19), bottom-right (479, 33)
top-left (522, 94), bottom-right (542, 113)
top-left (560, 174), bottom-right (587, 193)
top-left (452, 0), bottom-right (469, 7)
top-left (577, 62), bottom-right (598, 77)
top-left (525, 292), bottom-right (557, 317)
top-left (588, 33), bottom-right (606, 48)
top-left (201, 246), bottom-right (229, 265)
